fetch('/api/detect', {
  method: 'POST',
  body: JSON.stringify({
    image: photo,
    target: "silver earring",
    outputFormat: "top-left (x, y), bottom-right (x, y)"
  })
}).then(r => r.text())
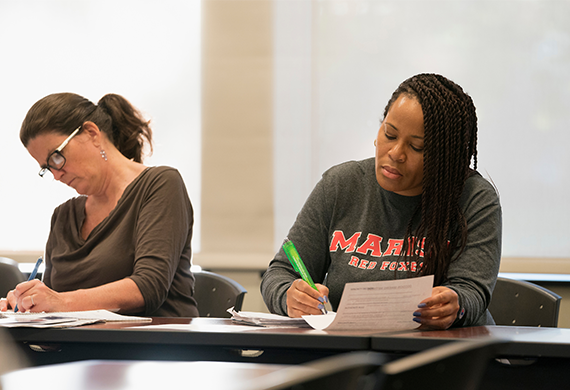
top-left (100, 149), bottom-right (107, 161)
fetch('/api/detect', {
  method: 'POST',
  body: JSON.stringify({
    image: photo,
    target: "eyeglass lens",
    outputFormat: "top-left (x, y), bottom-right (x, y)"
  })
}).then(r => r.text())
top-left (49, 152), bottom-right (66, 169)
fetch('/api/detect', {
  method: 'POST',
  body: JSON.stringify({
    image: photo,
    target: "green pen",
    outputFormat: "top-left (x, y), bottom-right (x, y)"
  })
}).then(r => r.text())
top-left (282, 238), bottom-right (327, 314)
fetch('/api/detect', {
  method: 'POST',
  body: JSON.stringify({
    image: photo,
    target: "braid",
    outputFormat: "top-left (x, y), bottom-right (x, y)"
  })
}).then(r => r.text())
top-left (384, 74), bottom-right (478, 285)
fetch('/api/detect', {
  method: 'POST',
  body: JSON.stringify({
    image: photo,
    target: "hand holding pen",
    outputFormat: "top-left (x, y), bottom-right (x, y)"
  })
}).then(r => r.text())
top-left (13, 257), bottom-right (43, 313)
top-left (282, 238), bottom-right (329, 317)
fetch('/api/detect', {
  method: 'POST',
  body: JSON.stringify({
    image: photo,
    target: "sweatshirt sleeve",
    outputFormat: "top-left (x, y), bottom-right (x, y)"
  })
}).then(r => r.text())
top-left (261, 176), bottom-right (333, 316)
top-left (443, 175), bottom-right (502, 326)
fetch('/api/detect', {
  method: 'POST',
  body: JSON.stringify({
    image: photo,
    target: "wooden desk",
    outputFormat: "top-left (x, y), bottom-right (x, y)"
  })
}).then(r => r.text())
top-left (1, 360), bottom-right (307, 390)
top-left (8, 317), bottom-right (371, 366)
top-left (8, 321), bottom-right (570, 389)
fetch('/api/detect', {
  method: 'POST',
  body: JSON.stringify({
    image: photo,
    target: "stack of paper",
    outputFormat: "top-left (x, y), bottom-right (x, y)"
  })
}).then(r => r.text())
top-left (228, 308), bottom-right (311, 328)
top-left (0, 310), bottom-right (151, 328)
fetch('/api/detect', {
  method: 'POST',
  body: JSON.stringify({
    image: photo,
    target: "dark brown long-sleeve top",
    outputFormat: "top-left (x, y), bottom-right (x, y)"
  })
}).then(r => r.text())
top-left (43, 166), bottom-right (199, 317)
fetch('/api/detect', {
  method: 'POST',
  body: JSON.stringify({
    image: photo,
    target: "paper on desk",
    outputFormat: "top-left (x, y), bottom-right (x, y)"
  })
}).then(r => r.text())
top-left (134, 323), bottom-right (267, 333)
top-left (0, 309), bottom-right (151, 328)
top-left (228, 308), bottom-right (311, 328)
top-left (302, 275), bottom-right (434, 331)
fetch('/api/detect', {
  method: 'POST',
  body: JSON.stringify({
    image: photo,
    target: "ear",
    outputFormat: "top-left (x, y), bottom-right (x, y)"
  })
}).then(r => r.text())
top-left (81, 121), bottom-right (103, 147)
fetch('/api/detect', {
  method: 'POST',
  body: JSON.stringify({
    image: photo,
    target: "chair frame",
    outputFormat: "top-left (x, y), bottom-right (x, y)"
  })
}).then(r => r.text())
top-left (488, 276), bottom-right (561, 327)
top-left (0, 257), bottom-right (26, 298)
top-left (193, 270), bottom-right (247, 318)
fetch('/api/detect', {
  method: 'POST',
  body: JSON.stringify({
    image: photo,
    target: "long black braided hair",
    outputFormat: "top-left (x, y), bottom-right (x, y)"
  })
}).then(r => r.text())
top-left (383, 73), bottom-right (478, 285)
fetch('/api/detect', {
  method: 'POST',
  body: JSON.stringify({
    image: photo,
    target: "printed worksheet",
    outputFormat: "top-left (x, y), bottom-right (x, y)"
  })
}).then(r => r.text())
top-left (303, 275), bottom-right (434, 331)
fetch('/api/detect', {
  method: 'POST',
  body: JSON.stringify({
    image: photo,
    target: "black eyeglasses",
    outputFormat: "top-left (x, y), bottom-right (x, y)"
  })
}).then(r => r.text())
top-left (39, 126), bottom-right (82, 177)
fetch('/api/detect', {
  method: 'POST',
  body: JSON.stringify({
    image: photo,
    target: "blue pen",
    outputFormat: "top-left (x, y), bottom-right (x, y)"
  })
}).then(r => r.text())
top-left (14, 256), bottom-right (43, 313)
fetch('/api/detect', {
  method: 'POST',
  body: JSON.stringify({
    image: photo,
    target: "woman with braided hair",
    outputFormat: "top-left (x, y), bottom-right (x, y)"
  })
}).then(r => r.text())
top-left (262, 74), bottom-right (501, 329)
top-left (1, 93), bottom-right (199, 317)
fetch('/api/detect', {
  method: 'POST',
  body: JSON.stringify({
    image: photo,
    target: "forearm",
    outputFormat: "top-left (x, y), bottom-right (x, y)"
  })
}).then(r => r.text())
top-left (60, 278), bottom-right (145, 314)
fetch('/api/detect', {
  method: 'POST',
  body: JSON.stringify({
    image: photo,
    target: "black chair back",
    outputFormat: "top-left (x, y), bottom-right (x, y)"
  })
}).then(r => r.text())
top-left (0, 257), bottom-right (26, 298)
top-left (488, 277), bottom-right (561, 327)
top-left (377, 338), bottom-right (506, 390)
top-left (193, 271), bottom-right (247, 318)
top-left (245, 338), bottom-right (505, 390)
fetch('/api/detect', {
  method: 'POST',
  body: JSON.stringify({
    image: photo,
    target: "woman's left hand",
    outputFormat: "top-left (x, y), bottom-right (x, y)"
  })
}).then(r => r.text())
top-left (413, 286), bottom-right (460, 330)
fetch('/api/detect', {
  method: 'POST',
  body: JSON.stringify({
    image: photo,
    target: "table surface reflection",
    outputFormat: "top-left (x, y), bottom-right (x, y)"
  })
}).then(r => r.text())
top-left (1, 360), bottom-right (306, 390)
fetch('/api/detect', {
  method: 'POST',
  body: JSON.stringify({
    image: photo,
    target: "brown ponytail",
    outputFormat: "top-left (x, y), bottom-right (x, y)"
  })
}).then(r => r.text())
top-left (20, 92), bottom-right (153, 162)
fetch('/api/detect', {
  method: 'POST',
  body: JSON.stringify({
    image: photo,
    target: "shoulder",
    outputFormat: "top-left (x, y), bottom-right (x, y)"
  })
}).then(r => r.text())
top-left (310, 158), bottom-right (377, 210)
top-left (143, 166), bottom-right (183, 181)
top-left (122, 166), bottom-right (190, 207)
top-left (463, 172), bottom-right (499, 197)
top-left (461, 172), bottom-right (501, 210)
top-left (136, 166), bottom-right (186, 191)
top-left (321, 158), bottom-right (375, 184)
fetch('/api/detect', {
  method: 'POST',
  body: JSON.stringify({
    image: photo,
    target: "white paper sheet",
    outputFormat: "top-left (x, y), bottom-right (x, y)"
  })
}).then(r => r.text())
top-left (303, 275), bottom-right (434, 331)
top-left (0, 310), bottom-right (151, 328)
top-left (133, 323), bottom-right (267, 333)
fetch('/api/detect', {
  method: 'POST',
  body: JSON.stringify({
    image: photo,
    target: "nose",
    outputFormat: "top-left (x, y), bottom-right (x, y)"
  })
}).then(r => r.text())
top-left (388, 142), bottom-right (406, 163)
top-left (51, 169), bottom-right (65, 181)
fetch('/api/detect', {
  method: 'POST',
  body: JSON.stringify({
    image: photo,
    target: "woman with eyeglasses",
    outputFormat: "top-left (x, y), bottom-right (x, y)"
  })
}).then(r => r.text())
top-left (0, 93), bottom-right (199, 317)
top-left (261, 74), bottom-right (502, 329)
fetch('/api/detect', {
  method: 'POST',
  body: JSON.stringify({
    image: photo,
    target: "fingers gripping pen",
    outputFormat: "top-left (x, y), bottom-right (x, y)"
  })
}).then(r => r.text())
top-left (282, 238), bottom-right (327, 315)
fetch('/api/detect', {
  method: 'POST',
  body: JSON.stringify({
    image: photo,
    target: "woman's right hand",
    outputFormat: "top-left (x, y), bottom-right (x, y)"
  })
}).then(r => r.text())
top-left (286, 279), bottom-right (329, 318)
top-left (1, 279), bottom-right (68, 313)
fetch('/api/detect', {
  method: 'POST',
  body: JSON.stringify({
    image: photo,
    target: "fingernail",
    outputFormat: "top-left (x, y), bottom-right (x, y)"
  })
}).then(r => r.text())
top-left (317, 296), bottom-right (325, 303)
top-left (318, 304), bottom-right (325, 310)
top-left (324, 296), bottom-right (329, 303)
top-left (413, 317), bottom-right (422, 323)
top-left (418, 303), bottom-right (427, 308)
top-left (413, 311), bottom-right (421, 317)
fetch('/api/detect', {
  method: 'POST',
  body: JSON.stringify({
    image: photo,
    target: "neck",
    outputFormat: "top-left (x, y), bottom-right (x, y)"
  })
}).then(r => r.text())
top-left (88, 148), bottom-right (147, 207)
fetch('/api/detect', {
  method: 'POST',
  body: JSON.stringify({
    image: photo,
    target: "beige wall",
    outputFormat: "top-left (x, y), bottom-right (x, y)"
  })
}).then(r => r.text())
top-left (197, 0), bottom-right (274, 313)
top-left (197, 0), bottom-right (275, 271)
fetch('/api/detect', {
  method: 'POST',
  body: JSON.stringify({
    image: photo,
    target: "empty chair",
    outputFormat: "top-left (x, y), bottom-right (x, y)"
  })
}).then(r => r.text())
top-left (245, 338), bottom-right (505, 390)
top-left (0, 257), bottom-right (26, 298)
top-left (376, 338), bottom-right (506, 390)
top-left (245, 351), bottom-right (386, 390)
top-left (193, 270), bottom-right (247, 317)
top-left (488, 277), bottom-right (561, 327)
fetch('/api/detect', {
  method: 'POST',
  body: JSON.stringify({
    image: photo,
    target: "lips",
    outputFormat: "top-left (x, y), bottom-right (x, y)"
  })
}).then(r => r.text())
top-left (382, 165), bottom-right (402, 180)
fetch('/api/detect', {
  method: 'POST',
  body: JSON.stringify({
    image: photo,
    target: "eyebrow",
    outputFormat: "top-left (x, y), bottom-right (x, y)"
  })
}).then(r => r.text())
top-left (385, 122), bottom-right (424, 140)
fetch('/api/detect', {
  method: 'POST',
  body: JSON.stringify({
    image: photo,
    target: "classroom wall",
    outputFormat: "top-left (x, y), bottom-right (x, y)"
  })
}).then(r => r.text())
top-left (197, 0), bottom-right (274, 315)
top-left (3, 0), bottom-right (570, 326)
top-left (196, 0), bottom-right (275, 271)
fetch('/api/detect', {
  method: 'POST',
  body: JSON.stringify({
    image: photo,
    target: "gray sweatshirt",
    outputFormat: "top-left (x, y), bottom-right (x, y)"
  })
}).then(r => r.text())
top-left (261, 158), bottom-right (501, 326)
